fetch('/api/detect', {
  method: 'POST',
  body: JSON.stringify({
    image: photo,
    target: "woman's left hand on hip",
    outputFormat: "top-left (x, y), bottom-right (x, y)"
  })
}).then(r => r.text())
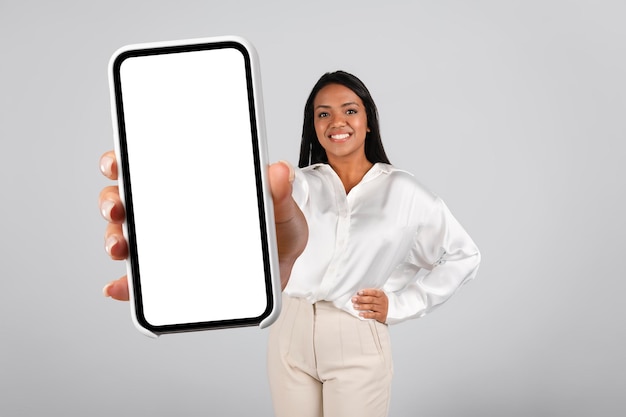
top-left (352, 289), bottom-right (388, 324)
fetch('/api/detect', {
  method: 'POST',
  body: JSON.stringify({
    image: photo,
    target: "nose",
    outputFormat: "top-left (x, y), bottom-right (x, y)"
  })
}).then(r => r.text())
top-left (330, 113), bottom-right (346, 127)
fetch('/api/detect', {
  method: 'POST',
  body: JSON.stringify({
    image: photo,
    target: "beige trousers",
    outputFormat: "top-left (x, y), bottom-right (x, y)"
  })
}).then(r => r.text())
top-left (268, 295), bottom-right (393, 417)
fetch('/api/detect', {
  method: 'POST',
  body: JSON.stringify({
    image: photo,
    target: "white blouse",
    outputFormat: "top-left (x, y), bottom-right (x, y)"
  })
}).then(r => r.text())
top-left (285, 162), bottom-right (481, 324)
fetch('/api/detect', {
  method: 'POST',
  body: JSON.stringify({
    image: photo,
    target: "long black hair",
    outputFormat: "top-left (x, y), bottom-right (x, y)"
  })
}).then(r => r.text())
top-left (298, 71), bottom-right (391, 168)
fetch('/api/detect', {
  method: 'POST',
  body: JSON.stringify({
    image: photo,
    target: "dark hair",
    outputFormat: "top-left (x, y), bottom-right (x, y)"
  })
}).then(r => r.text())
top-left (298, 70), bottom-right (391, 168)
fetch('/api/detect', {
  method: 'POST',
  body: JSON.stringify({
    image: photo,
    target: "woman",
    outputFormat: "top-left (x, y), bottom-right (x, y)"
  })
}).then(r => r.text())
top-left (99, 71), bottom-right (480, 417)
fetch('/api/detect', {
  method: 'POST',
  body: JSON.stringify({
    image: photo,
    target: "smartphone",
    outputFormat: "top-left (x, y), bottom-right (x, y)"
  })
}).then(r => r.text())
top-left (108, 36), bottom-right (280, 337)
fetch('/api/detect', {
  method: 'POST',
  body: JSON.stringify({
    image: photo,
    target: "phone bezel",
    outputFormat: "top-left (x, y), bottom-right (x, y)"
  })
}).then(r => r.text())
top-left (109, 37), bottom-right (280, 337)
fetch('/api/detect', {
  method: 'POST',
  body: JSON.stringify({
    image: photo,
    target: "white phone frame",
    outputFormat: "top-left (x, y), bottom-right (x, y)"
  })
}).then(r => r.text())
top-left (108, 36), bottom-right (280, 337)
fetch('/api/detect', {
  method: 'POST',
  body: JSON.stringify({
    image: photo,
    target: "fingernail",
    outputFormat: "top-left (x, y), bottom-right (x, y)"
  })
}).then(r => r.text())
top-left (101, 200), bottom-right (115, 221)
top-left (279, 160), bottom-right (295, 183)
top-left (351, 296), bottom-right (358, 303)
top-left (100, 155), bottom-right (114, 177)
top-left (105, 235), bottom-right (119, 255)
top-left (102, 282), bottom-right (113, 297)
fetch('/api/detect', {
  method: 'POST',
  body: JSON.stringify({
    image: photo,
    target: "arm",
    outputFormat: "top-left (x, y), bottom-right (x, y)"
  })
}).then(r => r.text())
top-left (383, 198), bottom-right (481, 324)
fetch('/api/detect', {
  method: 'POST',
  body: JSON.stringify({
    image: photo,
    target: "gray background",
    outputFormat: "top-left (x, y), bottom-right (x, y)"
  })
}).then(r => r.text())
top-left (1, 0), bottom-right (624, 416)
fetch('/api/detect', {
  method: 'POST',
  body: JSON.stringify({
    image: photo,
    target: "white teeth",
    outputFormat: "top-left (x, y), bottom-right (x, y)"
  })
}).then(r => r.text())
top-left (331, 133), bottom-right (350, 140)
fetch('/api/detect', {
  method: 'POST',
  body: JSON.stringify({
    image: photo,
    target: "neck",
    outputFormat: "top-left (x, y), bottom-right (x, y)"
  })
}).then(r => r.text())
top-left (328, 156), bottom-right (374, 194)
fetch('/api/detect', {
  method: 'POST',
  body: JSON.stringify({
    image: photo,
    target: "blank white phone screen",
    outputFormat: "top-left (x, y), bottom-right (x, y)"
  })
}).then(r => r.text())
top-left (119, 47), bottom-right (267, 326)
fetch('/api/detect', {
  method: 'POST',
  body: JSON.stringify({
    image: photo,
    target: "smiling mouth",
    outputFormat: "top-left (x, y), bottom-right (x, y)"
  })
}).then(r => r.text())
top-left (330, 133), bottom-right (351, 141)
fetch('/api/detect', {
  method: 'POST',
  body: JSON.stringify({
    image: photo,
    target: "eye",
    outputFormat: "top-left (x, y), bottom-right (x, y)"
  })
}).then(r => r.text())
top-left (346, 109), bottom-right (357, 115)
top-left (318, 112), bottom-right (329, 118)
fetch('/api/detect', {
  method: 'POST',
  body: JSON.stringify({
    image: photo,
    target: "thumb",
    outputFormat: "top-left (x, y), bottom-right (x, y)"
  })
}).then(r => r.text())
top-left (268, 161), bottom-right (296, 224)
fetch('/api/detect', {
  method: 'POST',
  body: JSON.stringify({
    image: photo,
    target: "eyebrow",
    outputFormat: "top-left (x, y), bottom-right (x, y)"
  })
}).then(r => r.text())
top-left (315, 102), bottom-right (361, 110)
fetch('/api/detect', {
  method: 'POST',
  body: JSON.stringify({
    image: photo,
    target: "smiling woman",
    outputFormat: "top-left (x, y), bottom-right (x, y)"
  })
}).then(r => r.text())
top-left (267, 70), bottom-right (481, 417)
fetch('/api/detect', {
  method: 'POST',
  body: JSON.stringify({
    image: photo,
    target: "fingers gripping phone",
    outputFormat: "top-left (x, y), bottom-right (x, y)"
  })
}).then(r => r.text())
top-left (108, 36), bottom-right (280, 337)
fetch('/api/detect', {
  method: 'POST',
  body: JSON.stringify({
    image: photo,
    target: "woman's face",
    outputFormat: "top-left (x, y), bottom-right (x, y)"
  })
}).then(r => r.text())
top-left (313, 83), bottom-right (369, 164)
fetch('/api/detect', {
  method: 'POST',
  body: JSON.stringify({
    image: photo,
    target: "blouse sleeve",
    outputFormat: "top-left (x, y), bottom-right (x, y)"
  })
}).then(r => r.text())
top-left (290, 167), bottom-right (310, 210)
top-left (383, 197), bottom-right (481, 324)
